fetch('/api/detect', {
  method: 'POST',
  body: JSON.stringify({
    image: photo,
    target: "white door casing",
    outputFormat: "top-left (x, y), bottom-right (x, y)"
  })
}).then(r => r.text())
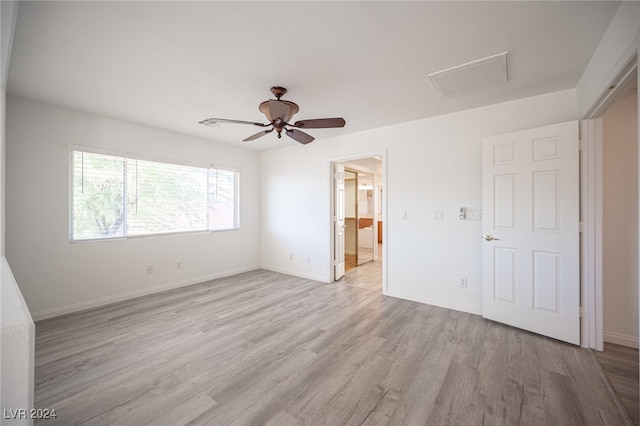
top-left (334, 163), bottom-right (346, 280)
top-left (482, 121), bottom-right (580, 345)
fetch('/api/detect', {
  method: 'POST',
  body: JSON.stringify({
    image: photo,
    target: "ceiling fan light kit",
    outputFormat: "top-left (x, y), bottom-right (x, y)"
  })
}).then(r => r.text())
top-left (199, 86), bottom-right (346, 145)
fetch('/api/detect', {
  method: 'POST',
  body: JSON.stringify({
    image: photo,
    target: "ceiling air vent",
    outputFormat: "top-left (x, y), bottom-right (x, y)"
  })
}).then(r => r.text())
top-left (428, 51), bottom-right (508, 97)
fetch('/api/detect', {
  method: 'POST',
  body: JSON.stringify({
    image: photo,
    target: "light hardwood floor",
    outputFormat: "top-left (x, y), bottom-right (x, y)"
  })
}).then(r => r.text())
top-left (343, 243), bottom-right (382, 291)
top-left (595, 343), bottom-right (639, 425)
top-left (35, 270), bottom-right (628, 425)
top-left (339, 259), bottom-right (382, 292)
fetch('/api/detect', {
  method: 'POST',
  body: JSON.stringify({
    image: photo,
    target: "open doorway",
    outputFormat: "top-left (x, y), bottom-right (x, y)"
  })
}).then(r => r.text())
top-left (601, 83), bottom-right (638, 349)
top-left (582, 56), bottom-right (639, 424)
top-left (331, 156), bottom-right (384, 292)
top-left (597, 74), bottom-right (639, 424)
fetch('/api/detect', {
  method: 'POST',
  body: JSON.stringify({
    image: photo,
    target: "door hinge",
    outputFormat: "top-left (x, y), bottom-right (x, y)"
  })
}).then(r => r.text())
top-left (578, 222), bottom-right (584, 232)
top-left (579, 306), bottom-right (585, 318)
top-left (579, 139), bottom-right (585, 150)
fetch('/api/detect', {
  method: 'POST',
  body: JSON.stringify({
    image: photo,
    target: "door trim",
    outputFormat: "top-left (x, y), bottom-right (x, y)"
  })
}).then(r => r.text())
top-left (580, 118), bottom-right (604, 350)
top-left (328, 151), bottom-right (387, 293)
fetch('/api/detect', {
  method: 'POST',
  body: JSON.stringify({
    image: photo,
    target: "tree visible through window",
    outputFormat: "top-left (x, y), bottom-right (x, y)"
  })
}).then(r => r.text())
top-left (70, 150), bottom-right (239, 241)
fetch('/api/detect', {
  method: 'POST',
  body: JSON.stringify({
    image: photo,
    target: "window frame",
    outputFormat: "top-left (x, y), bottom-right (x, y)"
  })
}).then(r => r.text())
top-left (69, 146), bottom-right (240, 243)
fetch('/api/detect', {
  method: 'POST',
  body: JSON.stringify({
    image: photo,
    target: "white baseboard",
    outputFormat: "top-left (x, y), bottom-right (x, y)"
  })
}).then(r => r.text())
top-left (603, 330), bottom-right (639, 349)
top-left (384, 290), bottom-right (482, 316)
top-left (259, 265), bottom-right (328, 283)
top-left (31, 265), bottom-right (260, 321)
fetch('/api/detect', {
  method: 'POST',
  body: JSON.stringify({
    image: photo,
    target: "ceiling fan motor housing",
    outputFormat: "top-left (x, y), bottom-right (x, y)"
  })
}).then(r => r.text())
top-left (258, 100), bottom-right (299, 123)
top-left (270, 86), bottom-right (287, 99)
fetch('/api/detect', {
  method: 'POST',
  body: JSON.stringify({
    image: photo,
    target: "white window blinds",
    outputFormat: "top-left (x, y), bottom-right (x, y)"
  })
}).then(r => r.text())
top-left (72, 151), bottom-right (126, 240)
top-left (70, 150), bottom-right (239, 241)
top-left (208, 169), bottom-right (239, 231)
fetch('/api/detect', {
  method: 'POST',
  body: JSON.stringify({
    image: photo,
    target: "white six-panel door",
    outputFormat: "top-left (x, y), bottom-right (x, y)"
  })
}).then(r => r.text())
top-left (482, 121), bottom-right (580, 345)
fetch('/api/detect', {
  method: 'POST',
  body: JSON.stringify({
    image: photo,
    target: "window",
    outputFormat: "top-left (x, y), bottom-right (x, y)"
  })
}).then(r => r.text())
top-left (70, 150), bottom-right (239, 241)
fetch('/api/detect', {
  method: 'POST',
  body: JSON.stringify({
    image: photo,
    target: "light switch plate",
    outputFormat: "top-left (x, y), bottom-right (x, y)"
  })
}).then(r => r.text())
top-left (467, 209), bottom-right (483, 221)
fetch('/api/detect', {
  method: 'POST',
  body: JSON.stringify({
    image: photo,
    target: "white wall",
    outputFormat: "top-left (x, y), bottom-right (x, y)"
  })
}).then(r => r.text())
top-left (2, 2), bottom-right (35, 421)
top-left (1, 257), bottom-right (35, 425)
top-left (576, 1), bottom-right (639, 116)
top-left (603, 92), bottom-right (639, 348)
top-left (260, 89), bottom-right (578, 314)
top-left (1, 87), bottom-right (4, 259)
top-left (5, 97), bottom-right (261, 320)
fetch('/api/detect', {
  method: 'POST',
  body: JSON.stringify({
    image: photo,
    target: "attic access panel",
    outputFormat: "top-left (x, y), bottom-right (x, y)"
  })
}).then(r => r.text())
top-left (428, 51), bottom-right (508, 97)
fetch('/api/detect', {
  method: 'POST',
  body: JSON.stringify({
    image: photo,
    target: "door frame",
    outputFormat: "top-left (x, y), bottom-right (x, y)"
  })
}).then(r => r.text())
top-left (329, 150), bottom-right (387, 293)
top-left (349, 168), bottom-right (377, 266)
top-left (344, 168), bottom-right (359, 266)
top-left (581, 50), bottom-right (639, 350)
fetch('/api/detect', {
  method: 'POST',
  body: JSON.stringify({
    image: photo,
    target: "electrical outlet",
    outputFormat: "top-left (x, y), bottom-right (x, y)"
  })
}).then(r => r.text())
top-left (306, 256), bottom-right (311, 264)
top-left (146, 265), bottom-right (154, 275)
top-left (176, 260), bottom-right (182, 269)
top-left (459, 277), bottom-right (467, 288)
top-left (289, 253), bottom-right (294, 261)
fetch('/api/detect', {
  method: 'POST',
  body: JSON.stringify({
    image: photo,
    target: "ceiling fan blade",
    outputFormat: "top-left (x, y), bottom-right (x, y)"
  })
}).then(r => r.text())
top-left (199, 117), bottom-right (268, 127)
top-left (292, 118), bottom-right (346, 129)
top-left (243, 128), bottom-right (274, 142)
top-left (286, 129), bottom-right (315, 145)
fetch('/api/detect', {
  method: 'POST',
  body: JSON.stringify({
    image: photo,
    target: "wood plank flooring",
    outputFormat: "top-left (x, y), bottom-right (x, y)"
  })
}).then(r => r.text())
top-left (339, 259), bottom-right (382, 292)
top-left (343, 242), bottom-right (382, 291)
top-left (34, 270), bottom-right (628, 425)
top-left (595, 343), bottom-right (639, 425)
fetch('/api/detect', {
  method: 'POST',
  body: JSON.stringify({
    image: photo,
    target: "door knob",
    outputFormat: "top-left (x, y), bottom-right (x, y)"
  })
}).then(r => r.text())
top-left (482, 234), bottom-right (499, 241)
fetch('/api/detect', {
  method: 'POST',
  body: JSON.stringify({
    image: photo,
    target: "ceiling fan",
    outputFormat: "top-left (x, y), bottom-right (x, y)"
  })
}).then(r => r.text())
top-left (198, 86), bottom-right (346, 145)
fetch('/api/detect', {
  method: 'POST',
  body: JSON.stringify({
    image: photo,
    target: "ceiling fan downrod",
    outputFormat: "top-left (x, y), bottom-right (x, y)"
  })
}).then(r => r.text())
top-left (270, 86), bottom-right (287, 100)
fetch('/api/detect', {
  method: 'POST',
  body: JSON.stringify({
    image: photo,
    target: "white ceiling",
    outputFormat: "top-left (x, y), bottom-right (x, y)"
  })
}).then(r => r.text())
top-left (7, 1), bottom-right (620, 151)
